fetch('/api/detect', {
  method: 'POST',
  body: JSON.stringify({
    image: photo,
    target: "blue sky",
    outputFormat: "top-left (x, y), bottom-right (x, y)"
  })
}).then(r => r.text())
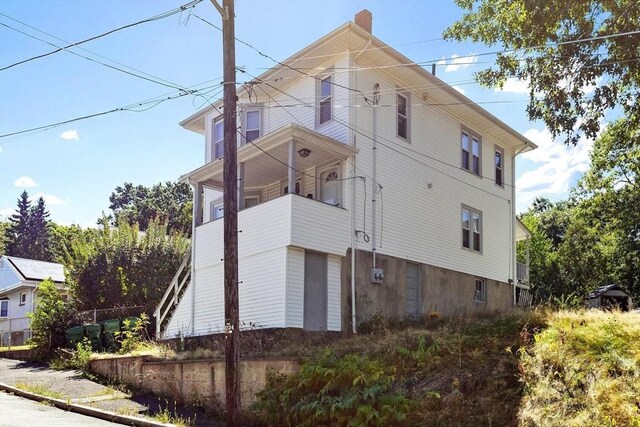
top-left (0, 0), bottom-right (594, 227)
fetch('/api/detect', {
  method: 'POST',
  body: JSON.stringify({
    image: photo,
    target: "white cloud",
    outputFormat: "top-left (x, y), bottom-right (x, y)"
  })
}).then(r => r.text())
top-left (452, 86), bottom-right (466, 95)
top-left (515, 127), bottom-right (594, 212)
top-left (437, 54), bottom-right (478, 73)
top-left (13, 176), bottom-right (38, 188)
top-left (32, 192), bottom-right (67, 206)
top-left (60, 129), bottom-right (79, 140)
top-left (0, 208), bottom-right (13, 219)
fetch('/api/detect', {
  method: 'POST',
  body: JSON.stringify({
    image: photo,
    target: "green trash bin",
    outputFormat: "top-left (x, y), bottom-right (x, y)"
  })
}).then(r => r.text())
top-left (65, 326), bottom-right (84, 349)
top-left (121, 316), bottom-right (139, 332)
top-left (101, 319), bottom-right (121, 351)
top-left (84, 323), bottom-right (103, 351)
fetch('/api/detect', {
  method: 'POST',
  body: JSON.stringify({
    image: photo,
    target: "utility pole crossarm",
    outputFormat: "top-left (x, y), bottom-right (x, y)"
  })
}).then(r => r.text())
top-left (209, 0), bottom-right (229, 20)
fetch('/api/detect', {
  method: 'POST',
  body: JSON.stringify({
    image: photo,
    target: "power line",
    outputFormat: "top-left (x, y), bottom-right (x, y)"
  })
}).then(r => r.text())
top-left (0, 22), bottom-right (186, 91)
top-left (193, 14), bottom-right (373, 105)
top-left (0, 82), bottom-right (224, 139)
top-left (0, 0), bottom-right (203, 72)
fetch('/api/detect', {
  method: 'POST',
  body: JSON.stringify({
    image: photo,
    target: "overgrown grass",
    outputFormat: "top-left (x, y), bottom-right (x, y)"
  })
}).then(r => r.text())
top-left (14, 382), bottom-right (67, 400)
top-left (519, 310), bottom-right (640, 427)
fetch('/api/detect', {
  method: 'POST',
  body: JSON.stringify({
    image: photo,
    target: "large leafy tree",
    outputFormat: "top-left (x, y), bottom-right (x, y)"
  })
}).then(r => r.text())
top-left (65, 219), bottom-right (190, 310)
top-left (108, 181), bottom-right (192, 235)
top-left (444, 0), bottom-right (640, 145)
top-left (4, 191), bottom-right (53, 261)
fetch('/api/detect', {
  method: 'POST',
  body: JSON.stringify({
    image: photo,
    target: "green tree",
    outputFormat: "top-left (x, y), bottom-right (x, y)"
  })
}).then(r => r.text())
top-left (28, 197), bottom-right (52, 261)
top-left (28, 279), bottom-right (74, 360)
top-left (444, 0), bottom-right (640, 145)
top-left (0, 221), bottom-right (9, 254)
top-left (108, 181), bottom-right (192, 235)
top-left (4, 191), bottom-right (53, 261)
top-left (66, 218), bottom-right (189, 310)
top-left (5, 191), bottom-right (31, 257)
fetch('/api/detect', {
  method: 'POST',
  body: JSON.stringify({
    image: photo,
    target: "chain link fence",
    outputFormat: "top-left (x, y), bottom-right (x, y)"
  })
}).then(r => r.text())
top-left (0, 317), bottom-right (31, 348)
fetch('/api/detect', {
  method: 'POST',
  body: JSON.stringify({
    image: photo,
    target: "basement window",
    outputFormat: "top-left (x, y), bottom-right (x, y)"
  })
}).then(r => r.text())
top-left (474, 279), bottom-right (486, 303)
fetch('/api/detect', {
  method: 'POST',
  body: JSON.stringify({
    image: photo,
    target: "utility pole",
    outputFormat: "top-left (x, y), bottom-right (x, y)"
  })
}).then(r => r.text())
top-left (210, 0), bottom-right (240, 425)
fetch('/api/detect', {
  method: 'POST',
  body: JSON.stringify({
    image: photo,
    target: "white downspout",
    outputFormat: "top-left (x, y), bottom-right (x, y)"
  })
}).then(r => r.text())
top-left (189, 180), bottom-right (199, 335)
top-left (371, 83), bottom-right (380, 269)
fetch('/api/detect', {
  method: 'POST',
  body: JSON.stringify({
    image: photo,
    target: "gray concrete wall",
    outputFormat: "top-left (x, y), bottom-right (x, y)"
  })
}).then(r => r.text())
top-left (89, 356), bottom-right (299, 407)
top-left (342, 249), bottom-right (514, 330)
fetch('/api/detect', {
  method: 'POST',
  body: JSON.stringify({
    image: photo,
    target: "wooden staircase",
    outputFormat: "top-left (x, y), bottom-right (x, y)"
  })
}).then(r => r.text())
top-left (154, 250), bottom-right (191, 338)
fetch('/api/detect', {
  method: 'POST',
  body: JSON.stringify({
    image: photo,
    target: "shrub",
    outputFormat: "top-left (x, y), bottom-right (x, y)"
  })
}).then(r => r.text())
top-left (116, 313), bottom-right (149, 354)
top-left (28, 279), bottom-right (75, 360)
top-left (254, 349), bottom-right (415, 426)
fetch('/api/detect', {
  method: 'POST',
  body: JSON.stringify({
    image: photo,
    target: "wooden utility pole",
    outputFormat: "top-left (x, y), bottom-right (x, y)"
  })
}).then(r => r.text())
top-left (210, 0), bottom-right (240, 425)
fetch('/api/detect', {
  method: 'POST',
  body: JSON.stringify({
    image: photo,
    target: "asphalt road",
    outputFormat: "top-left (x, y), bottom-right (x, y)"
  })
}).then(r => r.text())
top-left (0, 391), bottom-right (120, 427)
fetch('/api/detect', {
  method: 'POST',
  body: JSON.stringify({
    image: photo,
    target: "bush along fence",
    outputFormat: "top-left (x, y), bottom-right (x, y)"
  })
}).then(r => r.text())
top-left (0, 316), bottom-right (31, 348)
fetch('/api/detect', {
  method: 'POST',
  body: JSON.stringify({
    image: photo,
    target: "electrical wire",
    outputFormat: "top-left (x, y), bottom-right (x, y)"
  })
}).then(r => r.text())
top-left (0, 0), bottom-right (203, 72)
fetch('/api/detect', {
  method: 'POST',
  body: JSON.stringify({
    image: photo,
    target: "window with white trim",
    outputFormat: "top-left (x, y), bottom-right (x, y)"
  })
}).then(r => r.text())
top-left (0, 299), bottom-right (8, 318)
top-left (397, 92), bottom-right (409, 140)
top-left (244, 108), bottom-right (261, 143)
top-left (210, 202), bottom-right (224, 221)
top-left (461, 128), bottom-right (481, 176)
top-left (212, 117), bottom-right (224, 159)
top-left (19, 292), bottom-right (26, 306)
top-left (462, 205), bottom-right (482, 252)
top-left (474, 279), bottom-right (487, 302)
top-left (317, 75), bottom-right (332, 126)
top-left (495, 146), bottom-right (504, 187)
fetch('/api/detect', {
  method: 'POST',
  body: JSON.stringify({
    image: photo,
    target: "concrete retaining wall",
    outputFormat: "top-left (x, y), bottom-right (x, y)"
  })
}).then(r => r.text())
top-left (0, 348), bottom-right (37, 361)
top-left (89, 356), bottom-right (299, 407)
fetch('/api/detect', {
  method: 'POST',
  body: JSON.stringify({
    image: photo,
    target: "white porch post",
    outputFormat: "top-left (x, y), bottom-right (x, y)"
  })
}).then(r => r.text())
top-left (288, 140), bottom-right (296, 193)
top-left (238, 162), bottom-right (245, 210)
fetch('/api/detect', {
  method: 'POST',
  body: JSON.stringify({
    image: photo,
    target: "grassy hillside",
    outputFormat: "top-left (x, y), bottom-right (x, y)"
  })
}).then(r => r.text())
top-left (247, 310), bottom-right (640, 426)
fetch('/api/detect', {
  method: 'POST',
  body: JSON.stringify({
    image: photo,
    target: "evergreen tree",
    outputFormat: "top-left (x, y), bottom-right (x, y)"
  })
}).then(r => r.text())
top-left (28, 197), bottom-right (53, 261)
top-left (5, 191), bottom-right (31, 257)
top-left (4, 191), bottom-right (53, 261)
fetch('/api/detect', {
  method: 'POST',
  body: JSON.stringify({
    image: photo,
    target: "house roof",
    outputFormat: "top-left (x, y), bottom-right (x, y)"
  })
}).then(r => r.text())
top-left (586, 284), bottom-right (630, 299)
top-left (2, 256), bottom-right (65, 283)
top-left (180, 19), bottom-right (537, 153)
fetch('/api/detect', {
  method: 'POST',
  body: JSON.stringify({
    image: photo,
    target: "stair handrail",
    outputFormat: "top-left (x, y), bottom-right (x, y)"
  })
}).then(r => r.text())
top-left (154, 250), bottom-right (191, 336)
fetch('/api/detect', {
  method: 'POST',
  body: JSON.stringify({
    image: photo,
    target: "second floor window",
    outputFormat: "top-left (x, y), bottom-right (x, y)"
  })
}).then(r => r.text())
top-left (244, 109), bottom-right (260, 143)
top-left (461, 129), bottom-right (481, 176)
top-left (397, 93), bottom-right (408, 139)
top-left (495, 147), bottom-right (504, 186)
top-left (318, 75), bottom-right (332, 125)
top-left (213, 117), bottom-right (224, 159)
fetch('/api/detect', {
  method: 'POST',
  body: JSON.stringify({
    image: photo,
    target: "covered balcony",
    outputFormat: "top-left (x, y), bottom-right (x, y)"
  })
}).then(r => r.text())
top-left (182, 123), bottom-right (358, 226)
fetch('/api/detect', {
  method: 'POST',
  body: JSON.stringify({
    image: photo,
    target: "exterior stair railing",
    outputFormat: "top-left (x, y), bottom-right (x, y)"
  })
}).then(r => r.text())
top-left (154, 250), bottom-right (191, 338)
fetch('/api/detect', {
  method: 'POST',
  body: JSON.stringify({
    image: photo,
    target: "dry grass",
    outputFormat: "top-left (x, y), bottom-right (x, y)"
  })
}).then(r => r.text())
top-left (519, 310), bottom-right (640, 427)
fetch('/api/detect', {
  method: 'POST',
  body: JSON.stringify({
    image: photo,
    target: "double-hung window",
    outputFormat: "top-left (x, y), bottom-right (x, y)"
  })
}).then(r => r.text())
top-left (318, 75), bottom-right (332, 126)
top-left (0, 299), bottom-right (8, 318)
top-left (19, 292), bottom-right (26, 306)
top-left (495, 147), bottom-right (504, 187)
top-left (213, 117), bottom-right (224, 159)
top-left (244, 109), bottom-right (260, 143)
top-left (461, 128), bottom-right (481, 176)
top-left (474, 279), bottom-right (487, 302)
top-left (462, 205), bottom-right (482, 252)
top-left (397, 93), bottom-right (409, 140)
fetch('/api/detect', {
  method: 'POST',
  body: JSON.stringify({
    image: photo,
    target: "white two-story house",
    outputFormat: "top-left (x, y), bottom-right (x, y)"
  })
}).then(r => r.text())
top-left (156, 10), bottom-right (535, 338)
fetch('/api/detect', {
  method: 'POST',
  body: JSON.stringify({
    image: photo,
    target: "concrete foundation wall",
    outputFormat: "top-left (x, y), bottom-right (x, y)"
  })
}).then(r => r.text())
top-left (89, 356), bottom-right (299, 407)
top-left (342, 249), bottom-right (514, 330)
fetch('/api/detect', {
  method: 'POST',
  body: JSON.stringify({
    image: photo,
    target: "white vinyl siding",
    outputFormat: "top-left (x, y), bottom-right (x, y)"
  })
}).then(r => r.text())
top-left (327, 255), bottom-right (341, 331)
top-left (286, 247), bottom-right (305, 328)
top-left (348, 66), bottom-right (513, 282)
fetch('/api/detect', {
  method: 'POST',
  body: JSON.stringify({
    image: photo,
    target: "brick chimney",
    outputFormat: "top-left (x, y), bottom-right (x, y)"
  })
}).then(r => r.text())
top-left (355, 9), bottom-right (372, 33)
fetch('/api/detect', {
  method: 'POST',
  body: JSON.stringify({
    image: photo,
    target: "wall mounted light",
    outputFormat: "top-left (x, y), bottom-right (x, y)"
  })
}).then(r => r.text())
top-left (298, 148), bottom-right (311, 158)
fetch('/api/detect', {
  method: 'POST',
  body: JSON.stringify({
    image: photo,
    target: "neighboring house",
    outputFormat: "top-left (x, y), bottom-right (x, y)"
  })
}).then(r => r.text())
top-left (156, 10), bottom-right (536, 338)
top-left (0, 255), bottom-right (66, 345)
top-left (585, 285), bottom-right (633, 311)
